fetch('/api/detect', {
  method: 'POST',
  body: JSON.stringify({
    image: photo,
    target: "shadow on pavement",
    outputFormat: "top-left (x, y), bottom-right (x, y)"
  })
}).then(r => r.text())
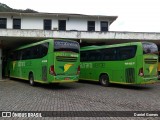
top-left (9, 78), bottom-right (78, 90)
top-left (78, 79), bottom-right (154, 90)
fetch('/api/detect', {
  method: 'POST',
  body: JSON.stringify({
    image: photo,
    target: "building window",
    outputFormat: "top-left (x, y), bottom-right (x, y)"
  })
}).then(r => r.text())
top-left (101, 21), bottom-right (108, 31)
top-left (58, 20), bottom-right (66, 31)
top-left (44, 19), bottom-right (52, 30)
top-left (0, 18), bottom-right (7, 29)
top-left (88, 21), bottom-right (95, 31)
top-left (13, 18), bottom-right (21, 29)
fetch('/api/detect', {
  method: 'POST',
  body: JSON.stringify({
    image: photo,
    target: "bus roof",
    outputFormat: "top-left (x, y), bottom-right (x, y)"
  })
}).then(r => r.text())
top-left (13, 39), bottom-right (78, 51)
top-left (80, 45), bottom-right (99, 49)
top-left (80, 42), bottom-right (150, 51)
top-left (15, 39), bottom-right (53, 51)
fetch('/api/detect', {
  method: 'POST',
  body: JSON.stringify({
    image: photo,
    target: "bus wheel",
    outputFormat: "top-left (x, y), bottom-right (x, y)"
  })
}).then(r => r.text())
top-left (99, 74), bottom-right (110, 87)
top-left (29, 73), bottom-right (35, 86)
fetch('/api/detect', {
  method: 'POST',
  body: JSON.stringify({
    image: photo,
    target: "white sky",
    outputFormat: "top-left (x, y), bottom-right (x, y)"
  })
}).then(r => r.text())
top-left (1, 0), bottom-right (160, 32)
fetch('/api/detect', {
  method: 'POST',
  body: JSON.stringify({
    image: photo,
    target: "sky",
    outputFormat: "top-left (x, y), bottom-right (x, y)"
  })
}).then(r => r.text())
top-left (1, 0), bottom-right (160, 32)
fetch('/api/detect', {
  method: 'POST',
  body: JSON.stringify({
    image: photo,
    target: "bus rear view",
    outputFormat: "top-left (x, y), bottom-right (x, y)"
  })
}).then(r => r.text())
top-left (138, 42), bottom-right (158, 84)
top-left (5, 39), bottom-right (80, 86)
top-left (48, 40), bottom-right (80, 83)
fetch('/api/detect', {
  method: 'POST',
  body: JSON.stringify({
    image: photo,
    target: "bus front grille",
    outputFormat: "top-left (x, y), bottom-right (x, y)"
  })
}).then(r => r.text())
top-left (144, 59), bottom-right (157, 64)
top-left (56, 56), bottom-right (77, 62)
top-left (125, 68), bottom-right (135, 83)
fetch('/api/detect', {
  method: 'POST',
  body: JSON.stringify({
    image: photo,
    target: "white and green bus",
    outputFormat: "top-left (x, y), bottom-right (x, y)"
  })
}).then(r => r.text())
top-left (80, 42), bottom-right (158, 86)
top-left (5, 39), bottom-right (80, 86)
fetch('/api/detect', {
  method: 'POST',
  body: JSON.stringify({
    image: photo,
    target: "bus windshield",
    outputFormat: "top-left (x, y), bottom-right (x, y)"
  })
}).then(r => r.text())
top-left (142, 42), bottom-right (158, 54)
top-left (54, 40), bottom-right (79, 53)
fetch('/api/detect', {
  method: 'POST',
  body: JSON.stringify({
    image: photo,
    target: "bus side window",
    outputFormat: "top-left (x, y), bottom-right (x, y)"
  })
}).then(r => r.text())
top-left (95, 50), bottom-right (102, 61)
top-left (102, 48), bottom-right (116, 61)
top-left (22, 49), bottom-right (31, 60)
top-left (80, 52), bottom-right (86, 61)
top-left (31, 43), bottom-right (49, 59)
top-left (118, 46), bottom-right (136, 60)
top-left (40, 43), bottom-right (48, 57)
top-left (12, 51), bottom-right (20, 60)
top-left (32, 46), bottom-right (39, 59)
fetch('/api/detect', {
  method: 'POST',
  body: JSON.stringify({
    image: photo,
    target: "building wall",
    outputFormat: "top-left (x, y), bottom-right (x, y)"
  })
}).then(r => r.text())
top-left (67, 18), bottom-right (87, 31)
top-left (21, 16), bottom-right (43, 29)
top-left (1, 15), bottom-right (110, 31)
top-left (7, 16), bottom-right (12, 29)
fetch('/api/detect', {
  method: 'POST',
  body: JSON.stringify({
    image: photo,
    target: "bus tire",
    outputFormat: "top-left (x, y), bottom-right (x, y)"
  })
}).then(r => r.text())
top-left (29, 73), bottom-right (35, 86)
top-left (99, 74), bottom-right (110, 87)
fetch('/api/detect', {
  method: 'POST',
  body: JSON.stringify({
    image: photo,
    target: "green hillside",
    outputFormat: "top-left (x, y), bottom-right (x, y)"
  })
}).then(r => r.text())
top-left (0, 3), bottom-right (38, 13)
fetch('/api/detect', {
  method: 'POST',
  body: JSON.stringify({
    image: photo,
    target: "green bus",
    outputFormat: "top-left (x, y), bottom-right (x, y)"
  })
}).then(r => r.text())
top-left (5, 39), bottom-right (80, 86)
top-left (80, 42), bottom-right (158, 86)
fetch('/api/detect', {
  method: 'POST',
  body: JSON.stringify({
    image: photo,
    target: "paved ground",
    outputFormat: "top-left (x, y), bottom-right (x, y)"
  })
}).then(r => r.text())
top-left (0, 79), bottom-right (160, 120)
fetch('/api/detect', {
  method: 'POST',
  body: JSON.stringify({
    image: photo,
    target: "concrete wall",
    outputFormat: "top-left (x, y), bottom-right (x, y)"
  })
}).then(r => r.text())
top-left (0, 29), bottom-right (160, 41)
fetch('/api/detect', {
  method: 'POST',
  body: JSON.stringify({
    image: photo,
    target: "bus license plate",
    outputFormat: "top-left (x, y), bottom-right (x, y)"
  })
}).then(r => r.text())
top-left (65, 78), bottom-right (70, 80)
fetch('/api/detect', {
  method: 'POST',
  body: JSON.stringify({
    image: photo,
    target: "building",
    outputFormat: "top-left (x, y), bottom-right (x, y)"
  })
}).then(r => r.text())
top-left (0, 12), bottom-right (117, 31)
top-left (0, 12), bottom-right (160, 79)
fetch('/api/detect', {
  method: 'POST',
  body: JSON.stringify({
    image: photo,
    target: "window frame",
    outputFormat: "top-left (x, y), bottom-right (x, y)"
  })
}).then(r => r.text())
top-left (0, 18), bottom-right (7, 29)
top-left (101, 21), bottom-right (108, 32)
top-left (117, 46), bottom-right (137, 60)
top-left (87, 21), bottom-right (95, 31)
top-left (58, 20), bottom-right (66, 31)
top-left (43, 19), bottom-right (52, 30)
top-left (80, 45), bottom-right (137, 62)
top-left (12, 42), bottom-right (49, 60)
top-left (13, 18), bottom-right (21, 29)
